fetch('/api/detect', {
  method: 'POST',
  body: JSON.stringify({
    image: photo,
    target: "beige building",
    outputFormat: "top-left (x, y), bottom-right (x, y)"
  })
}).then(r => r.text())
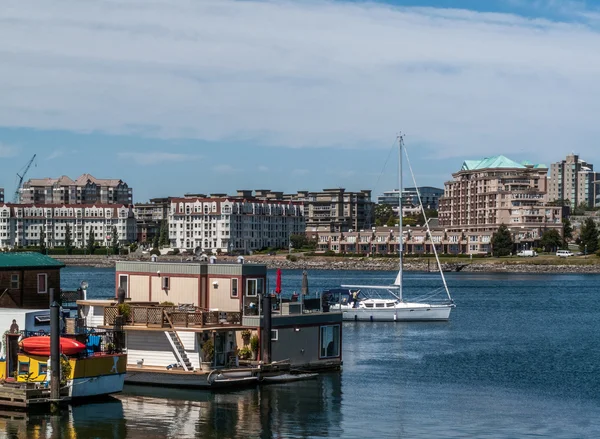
top-left (436, 155), bottom-right (562, 253)
top-left (548, 154), bottom-right (600, 208)
top-left (20, 174), bottom-right (133, 205)
top-left (284, 188), bottom-right (373, 233)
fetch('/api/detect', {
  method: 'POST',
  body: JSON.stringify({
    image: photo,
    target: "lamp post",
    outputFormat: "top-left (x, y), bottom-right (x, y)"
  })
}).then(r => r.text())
top-left (585, 244), bottom-right (587, 259)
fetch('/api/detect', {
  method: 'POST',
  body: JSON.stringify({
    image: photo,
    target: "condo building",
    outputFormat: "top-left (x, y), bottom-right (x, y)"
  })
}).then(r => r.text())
top-left (437, 155), bottom-right (562, 253)
top-left (20, 174), bottom-right (133, 205)
top-left (169, 193), bottom-right (305, 253)
top-left (283, 188), bottom-right (373, 233)
top-left (134, 197), bottom-right (170, 243)
top-left (0, 204), bottom-right (137, 249)
top-left (548, 154), bottom-right (600, 208)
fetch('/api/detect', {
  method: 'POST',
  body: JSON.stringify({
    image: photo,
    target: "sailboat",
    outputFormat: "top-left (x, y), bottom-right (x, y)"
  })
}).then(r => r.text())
top-left (327, 135), bottom-right (455, 321)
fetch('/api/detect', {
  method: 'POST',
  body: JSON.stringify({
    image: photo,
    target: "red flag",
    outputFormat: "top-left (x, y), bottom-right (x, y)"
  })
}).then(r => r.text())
top-left (275, 268), bottom-right (282, 294)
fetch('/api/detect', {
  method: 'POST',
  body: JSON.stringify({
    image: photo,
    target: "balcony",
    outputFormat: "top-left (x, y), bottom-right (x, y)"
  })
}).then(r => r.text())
top-left (103, 305), bottom-right (242, 328)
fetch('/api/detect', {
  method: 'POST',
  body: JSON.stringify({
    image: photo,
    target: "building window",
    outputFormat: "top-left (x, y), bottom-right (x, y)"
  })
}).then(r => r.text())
top-left (246, 278), bottom-right (264, 297)
top-left (271, 329), bottom-right (278, 341)
top-left (231, 278), bottom-right (238, 297)
top-left (38, 363), bottom-right (48, 375)
top-left (320, 325), bottom-right (340, 358)
top-left (10, 274), bottom-right (19, 289)
top-left (118, 275), bottom-right (128, 297)
top-left (162, 276), bottom-right (170, 290)
top-left (18, 362), bottom-right (30, 375)
top-left (37, 274), bottom-right (48, 294)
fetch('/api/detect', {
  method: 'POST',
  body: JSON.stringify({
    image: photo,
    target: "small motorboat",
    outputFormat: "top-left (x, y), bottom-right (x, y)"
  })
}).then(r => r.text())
top-left (20, 336), bottom-right (86, 356)
top-left (262, 373), bottom-right (318, 384)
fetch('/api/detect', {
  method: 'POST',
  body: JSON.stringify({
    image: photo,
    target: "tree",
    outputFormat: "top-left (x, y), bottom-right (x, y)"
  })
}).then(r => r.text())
top-left (562, 218), bottom-right (573, 245)
top-left (374, 204), bottom-right (396, 227)
top-left (159, 220), bottom-right (169, 247)
top-left (64, 224), bottom-right (73, 255)
top-left (86, 228), bottom-right (95, 255)
top-left (152, 233), bottom-right (159, 250)
top-left (289, 234), bottom-right (316, 250)
top-left (540, 229), bottom-right (562, 252)
top-left (111, 226), bottom-right (120, 255)
top-left (491, 224), bottom-right (513, 257)
top-left (39, 227), bottom-right (46, 254)
top-left (573, 202), bottom-right (589, 216)
top-left (579, 217), bottom-right (599, 253)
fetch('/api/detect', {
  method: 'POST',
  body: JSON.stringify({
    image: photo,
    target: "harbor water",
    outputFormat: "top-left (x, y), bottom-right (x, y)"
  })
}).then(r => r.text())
top-left (2, 267), bottom-right (600, 438)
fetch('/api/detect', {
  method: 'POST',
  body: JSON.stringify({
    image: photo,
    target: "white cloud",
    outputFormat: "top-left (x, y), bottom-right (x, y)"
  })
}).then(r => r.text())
top-left (118, 151), bottom-right (198, 165)
top-left (48, 150), bottom-right (64, 160)
top-left (0, 143), bottom-right (17, 157)
top-left (1, 1), bottom-right (600, 161)
top-left (214, 164), bottom-right (235, 174)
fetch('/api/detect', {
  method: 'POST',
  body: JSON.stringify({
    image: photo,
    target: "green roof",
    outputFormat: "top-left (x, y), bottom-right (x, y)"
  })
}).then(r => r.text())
top-left (0, 252), bottom-right (65, 269)
top-left (461, 155), bottom-right (527, 171)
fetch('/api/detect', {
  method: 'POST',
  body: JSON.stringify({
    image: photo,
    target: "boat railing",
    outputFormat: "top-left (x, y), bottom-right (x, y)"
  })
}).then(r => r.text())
top-left (103, 306), bottom-right (242, 328)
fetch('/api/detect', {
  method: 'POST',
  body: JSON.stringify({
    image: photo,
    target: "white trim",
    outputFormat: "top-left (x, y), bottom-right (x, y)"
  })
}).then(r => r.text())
top-left (118, 274), bottom-right (129, 298)
top-left (271, 329), bottom-right (278, 341)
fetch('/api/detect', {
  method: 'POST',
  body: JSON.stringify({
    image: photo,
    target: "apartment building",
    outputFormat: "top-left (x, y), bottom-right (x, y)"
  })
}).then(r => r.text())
top-left (169, 193), bottom-right (305, 253)
top-left (0, 204), bottom-right (137, 249)
top-left (134, 197), bottom-right (170, 243)
top-left (283, 188), bottom-right (372, 233)
top-left (436, 155), bottom-right (562, 253)
top-left (548, 154), bottom-right (600, 208)
top-left (20, 174), bottom-right (133, 205)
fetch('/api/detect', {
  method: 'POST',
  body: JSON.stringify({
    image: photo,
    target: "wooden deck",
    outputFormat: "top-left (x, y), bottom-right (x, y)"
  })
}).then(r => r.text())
top-left (0, 383), bottom-right (70, 409)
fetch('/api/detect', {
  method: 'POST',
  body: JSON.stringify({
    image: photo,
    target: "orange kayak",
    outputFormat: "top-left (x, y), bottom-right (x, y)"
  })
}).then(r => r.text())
top-left (20, 336), bottom-right (86, 356)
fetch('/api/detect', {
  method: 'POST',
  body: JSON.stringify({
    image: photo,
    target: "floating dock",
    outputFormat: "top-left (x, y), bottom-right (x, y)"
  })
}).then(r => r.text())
top-left (0, 382), bottom-right (70, 409)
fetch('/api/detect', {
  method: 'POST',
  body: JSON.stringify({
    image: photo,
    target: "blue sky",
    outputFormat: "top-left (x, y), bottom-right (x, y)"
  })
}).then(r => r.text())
top-left (2, 0), bottom-right (600, 202)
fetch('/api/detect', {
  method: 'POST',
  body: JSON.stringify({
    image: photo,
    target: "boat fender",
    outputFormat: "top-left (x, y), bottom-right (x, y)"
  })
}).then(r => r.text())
top-left (354, 315), bottom-right (358, 322)
top-left (370, 315), bottom-right (373, 322)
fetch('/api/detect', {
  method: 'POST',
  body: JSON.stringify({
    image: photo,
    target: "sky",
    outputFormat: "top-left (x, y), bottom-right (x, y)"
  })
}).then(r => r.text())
top-left (2, 0), bottom-right (600, 202)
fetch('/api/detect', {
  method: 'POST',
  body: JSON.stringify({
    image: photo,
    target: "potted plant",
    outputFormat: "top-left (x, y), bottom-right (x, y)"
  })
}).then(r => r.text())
top-left (201, 339), bottom-right (214, 372)
top-left (241, 329), bottom-right (251, 346)
top-left (238, 346), bottom-right (252, 360)
top-left (117, 303), bottom-right (131, 324)
top-left (250, 334), bottom-right (259, 360)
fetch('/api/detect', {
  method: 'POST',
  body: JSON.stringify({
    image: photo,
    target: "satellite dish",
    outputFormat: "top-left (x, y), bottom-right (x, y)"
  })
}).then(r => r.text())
top-left (80, 281), bottom-right (89, 290)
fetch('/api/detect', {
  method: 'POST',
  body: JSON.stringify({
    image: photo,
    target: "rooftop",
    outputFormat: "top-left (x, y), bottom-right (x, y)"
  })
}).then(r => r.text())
top-left (0, 252), bottom-right (65, 269)
top-left (460, 155), bottom-right (547, 171)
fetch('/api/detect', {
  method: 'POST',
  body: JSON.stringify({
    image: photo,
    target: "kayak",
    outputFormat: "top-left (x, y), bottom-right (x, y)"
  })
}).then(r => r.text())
top-left (20, 336), bottom-right (86, 356)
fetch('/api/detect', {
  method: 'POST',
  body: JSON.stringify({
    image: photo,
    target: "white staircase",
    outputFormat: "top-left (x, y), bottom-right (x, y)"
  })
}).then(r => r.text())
top-left (164, 331), bottom-right (193, 371)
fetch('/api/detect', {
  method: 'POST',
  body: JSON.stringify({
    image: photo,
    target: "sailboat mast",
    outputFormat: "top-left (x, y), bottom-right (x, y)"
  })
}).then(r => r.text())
top-left (397, 134), bottom-right (403, 301)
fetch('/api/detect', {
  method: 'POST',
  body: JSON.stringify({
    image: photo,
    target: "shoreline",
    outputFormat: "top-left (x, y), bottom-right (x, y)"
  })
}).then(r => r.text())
top-left (52, 254), bottom-right (600, 274)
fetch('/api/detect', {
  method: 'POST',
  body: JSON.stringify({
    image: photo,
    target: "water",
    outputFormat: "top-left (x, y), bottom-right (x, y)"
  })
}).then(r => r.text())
top-left (3, 267), bottom-right (600, 438)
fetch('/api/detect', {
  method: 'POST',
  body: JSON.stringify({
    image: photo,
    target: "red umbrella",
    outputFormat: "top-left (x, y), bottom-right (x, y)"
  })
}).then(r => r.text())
top-left (275, 268), bottom-right (282, 294)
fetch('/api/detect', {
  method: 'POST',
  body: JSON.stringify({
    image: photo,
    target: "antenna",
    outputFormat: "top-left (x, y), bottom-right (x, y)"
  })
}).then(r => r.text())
top-left (13, 154), bottom-right (37, 203)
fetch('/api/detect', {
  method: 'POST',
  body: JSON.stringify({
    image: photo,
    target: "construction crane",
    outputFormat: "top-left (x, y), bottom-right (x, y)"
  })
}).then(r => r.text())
top-left (13, 154), bottom-right (37, 203)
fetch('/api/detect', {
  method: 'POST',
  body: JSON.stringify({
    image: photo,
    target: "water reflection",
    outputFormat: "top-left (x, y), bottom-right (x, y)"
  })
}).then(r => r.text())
top-left (0, 374), bottom-right (342, 439)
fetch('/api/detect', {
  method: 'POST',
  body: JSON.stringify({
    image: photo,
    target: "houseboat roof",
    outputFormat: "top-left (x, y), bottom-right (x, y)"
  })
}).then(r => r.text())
top-left (0, 252), bottom-right (65, 270)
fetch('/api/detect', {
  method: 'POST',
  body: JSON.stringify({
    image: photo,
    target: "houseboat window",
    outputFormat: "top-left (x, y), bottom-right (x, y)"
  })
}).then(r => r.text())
top-left (37, 273), bottom-right (47, 294)
top-left (34, 315), bottom-right (51, 326)
top-left (271, 329), bottom-right (278, 341)
top-left (18, 362), bottom-right (30, 375)
top-left (10, 274), bottom-right (19, 289)
top-left (162, 276), bottom-right (170, 290)
top-left (246, 279), bottom-right (263, 297)
top-left (38, 363), bottom-right (48, 375)
top-left (118, 275), bottom-right (128, 296)
top-left (320, 325), bottom-right (340, 358)
top-left (231, 278), bottom-right (238, 297)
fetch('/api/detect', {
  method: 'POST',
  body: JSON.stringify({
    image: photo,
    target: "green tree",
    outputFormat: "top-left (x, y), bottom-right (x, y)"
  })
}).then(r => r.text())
top-left (86, 228), bottom-right (95, 255)
top-left (39, 227), bottom-right (46, 254)
top-left (289, 234), bottom-right (316, 250)
top-left (573, 202), bottom-right (589, 216)
top-left (64, 224), bottom-right (73, 255)
top-left (540, 229), bottom-right (562, 252)
top-left (111, 226), bottom-right (120, 255)
top-left (152, 233), bottom-right (159, 250)
top-left (374, 204), bottom-right (396, 227)
top-left (159, 220), bottom-right (169, 247)
top-left (491, 224), bottom-right (513, 257)
top-left (579, 217), bottom-right (599, 253)
top-left (562, 218), bottom-right (573, 245)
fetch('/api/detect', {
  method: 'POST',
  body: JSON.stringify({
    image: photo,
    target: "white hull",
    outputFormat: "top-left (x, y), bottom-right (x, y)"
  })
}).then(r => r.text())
top-left (125, 369), bottom-right (256, 388)
top-left (69, 373), bottom-right (126, 398)
top-left (340, 304), bottom-right (453, 321)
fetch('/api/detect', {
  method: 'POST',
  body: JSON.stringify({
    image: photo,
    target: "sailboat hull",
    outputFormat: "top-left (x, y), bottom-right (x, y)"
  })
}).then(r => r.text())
top-left (340, 304), bottom-right (453, 322)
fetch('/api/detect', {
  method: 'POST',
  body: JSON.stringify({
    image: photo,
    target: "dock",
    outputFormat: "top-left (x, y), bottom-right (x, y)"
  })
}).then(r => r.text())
top-left (0, 383), bottom-right (70, 409)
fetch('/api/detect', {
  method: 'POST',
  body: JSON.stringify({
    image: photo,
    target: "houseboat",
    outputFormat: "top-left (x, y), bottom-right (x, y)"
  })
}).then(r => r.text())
top-left (0, 252), bottom-right (127, 399)
top-left (76, 259), bottom-right (342, 388)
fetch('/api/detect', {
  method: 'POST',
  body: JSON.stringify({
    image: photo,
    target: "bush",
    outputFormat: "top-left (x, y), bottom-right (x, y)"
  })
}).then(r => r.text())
top-left (286, 254), bottom-right (298, 262)
top-left (149, 248), bottom-right (160, 256)
top-left (238, 346), bottom-right (252, 360)
top-left (117, 303), bottom-right (131, 319)
top-left (250, 334), bottom-right (259, 353)
top-left (160, 301), bottom-right (175, 307)
top-left (202, 339), bottom-right (214, 363)
top-left (172, 248), bottom-right (180, 255)
top-left (323, 250), bottom-right (336, 256)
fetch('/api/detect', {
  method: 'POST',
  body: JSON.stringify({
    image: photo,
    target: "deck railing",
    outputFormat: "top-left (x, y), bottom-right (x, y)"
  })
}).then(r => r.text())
top-left (103, 306), bottom-right (242, 328)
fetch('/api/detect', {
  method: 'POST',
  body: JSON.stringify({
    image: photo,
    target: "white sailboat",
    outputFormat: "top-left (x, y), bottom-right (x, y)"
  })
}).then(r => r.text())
top-left (328, 134), bottom-right (455, 322)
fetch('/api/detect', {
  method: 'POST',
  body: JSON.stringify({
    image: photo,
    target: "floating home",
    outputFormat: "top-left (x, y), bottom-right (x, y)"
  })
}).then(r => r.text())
top-left (77, 260), bottom-right (343, 387)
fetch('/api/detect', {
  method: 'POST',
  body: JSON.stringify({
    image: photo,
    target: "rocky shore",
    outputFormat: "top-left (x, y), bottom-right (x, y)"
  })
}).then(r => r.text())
top-left (53, 254), bottom-right (600, 273)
